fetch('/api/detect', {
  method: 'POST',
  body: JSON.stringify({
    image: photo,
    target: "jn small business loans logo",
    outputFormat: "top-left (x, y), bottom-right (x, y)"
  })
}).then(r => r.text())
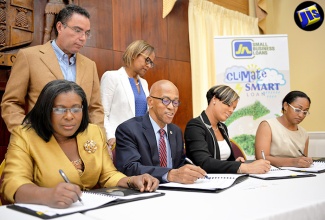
top-left (232, 40), bottom-right (253, 59)
top-left (294, 1), bottom-right (324, 31)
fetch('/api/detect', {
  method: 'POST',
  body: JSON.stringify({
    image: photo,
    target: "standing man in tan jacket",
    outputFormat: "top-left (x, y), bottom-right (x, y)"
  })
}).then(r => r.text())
top-left (1, 4), bottom-right (104, 132)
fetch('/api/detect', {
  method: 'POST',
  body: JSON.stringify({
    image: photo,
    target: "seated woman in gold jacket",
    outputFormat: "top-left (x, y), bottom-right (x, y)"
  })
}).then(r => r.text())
top-left (1, 80), bottom-right (158, 208)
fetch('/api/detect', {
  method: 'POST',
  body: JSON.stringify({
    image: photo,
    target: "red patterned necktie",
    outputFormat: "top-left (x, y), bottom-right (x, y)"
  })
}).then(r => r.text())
top-left (159, 129), bottom-right (167, 167)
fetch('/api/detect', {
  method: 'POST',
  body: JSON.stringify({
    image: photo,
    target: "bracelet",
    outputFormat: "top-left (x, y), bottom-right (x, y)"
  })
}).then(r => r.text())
top-left (127, 176), bottom-right (134, 189)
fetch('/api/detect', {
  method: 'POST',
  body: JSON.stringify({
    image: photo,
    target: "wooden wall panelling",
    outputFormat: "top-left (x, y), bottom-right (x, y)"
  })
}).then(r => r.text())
top-left (80, 47), bottom-right (114, 79)
top-left (28, 0), bottom-right (46, 46)
top-left (143, 57), bottom-right (169, 88)
top-left (208, 0), bottom-right (249, 15)
top-left (141, 0), bottom-right (168, 59)
top-left (112, 0), bottom-right (142, 52)
top-left (166, 0), bottom-right (190, 62)
top-left (112, 51), bottom-right (123, 71)
top-left (79, 0), bottom-right (113, 50)
top-left (168, 60), bottom-right (192, 133)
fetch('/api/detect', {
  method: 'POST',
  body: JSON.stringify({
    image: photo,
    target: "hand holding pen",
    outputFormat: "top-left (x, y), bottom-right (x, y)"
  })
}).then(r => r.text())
top-left (298, 150), bottom-right (313, 167)
top-left (261, 150), bottom-right (266, 160)
top-left (59, 169), bottom-right (83, 205)
top-left (184, 157), bottom-right (209, 179)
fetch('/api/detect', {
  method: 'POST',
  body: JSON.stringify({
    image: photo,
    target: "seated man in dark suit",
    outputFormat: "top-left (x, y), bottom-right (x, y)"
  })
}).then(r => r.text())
top-left (115, 80), bottom-right (207, 183)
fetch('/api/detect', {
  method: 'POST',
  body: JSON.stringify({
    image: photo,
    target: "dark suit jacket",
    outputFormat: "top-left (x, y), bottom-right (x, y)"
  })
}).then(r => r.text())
top-left (1, 41), bottom-right (104, 132)
top-left (184, 111), bottom-right (240, 173)
top-left (115, 113), bottom-right (185, 182)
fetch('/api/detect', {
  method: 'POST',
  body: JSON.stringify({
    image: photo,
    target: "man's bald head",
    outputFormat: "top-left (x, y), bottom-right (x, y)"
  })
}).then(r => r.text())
top-left (147, 80), bottom-right (180, 128)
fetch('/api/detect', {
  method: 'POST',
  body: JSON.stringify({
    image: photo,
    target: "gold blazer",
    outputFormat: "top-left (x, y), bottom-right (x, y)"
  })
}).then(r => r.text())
top-left (1, 124), bottom-right (125, 203)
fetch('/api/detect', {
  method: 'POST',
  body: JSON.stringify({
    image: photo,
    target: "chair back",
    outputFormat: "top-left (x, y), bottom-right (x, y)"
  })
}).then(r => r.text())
top-left (230, 140), bottom-right (247, 160)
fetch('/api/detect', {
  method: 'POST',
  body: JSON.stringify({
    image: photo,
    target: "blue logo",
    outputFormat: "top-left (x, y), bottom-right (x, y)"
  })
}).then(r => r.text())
top-left (232, 40), bottom-right (253, 59)
top-left (294, 1), bottom-right (324, 31)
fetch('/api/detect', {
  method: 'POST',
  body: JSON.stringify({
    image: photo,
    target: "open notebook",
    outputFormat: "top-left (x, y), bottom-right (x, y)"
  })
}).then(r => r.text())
top-left (280, 161), bottom-right (325, 173)
top-left (249, 166), bottom-right (316, 180)
top-left (7, 188), bottom-right (164, 219)
top-left (159, 174), bottom-right (248, 192)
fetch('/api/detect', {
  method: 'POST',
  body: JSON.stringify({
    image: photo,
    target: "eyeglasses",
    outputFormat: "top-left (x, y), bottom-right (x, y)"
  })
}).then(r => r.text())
top-left (140, 53), bottom-right (154, 68)
top-left (287, 103), bottom-right (310, 116)
top-left (63, 24), bottom-right (91, 39)
top-left (53, 106), bottom-right (83, 115)
top-left (150, 96), bottom-right (180, 107)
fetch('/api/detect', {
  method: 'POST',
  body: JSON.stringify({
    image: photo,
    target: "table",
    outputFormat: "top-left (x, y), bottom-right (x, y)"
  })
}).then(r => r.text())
top-left (2, 173), bottom-right (325, 220)
top-left (85, 173), bottom-right (325, 220)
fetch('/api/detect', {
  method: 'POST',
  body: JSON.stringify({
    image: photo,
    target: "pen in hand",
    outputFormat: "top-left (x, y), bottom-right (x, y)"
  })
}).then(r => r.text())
top-left (261, 150), bottom-right (266, 160)
top-left (185, 158), bottom-right (209, 179)
top-left (59, 169), bottom-right (83, 205)
top-left (298, 149), bottom-right (313, 165)
top-left (185, 157), bottom-right (195, 165)
top-left (298, 149), bottom-right (307, 157)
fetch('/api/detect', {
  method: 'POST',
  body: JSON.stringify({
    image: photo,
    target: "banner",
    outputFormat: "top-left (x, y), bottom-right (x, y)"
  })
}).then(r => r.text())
top-left (214, 35), bottom-right (290, 159)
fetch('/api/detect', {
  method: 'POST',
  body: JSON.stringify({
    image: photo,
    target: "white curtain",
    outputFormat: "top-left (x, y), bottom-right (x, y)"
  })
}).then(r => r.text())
top-left (188, 0), bottom-right (259, 117)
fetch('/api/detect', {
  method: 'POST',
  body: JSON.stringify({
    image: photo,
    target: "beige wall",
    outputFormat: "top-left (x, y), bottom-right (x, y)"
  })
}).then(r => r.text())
top-left (264, 0), bottom-right (325, 131)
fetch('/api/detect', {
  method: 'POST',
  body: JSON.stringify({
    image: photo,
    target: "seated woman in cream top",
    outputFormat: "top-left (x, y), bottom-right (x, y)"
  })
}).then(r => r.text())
top-left (255, 90), bottom-right (313, 167)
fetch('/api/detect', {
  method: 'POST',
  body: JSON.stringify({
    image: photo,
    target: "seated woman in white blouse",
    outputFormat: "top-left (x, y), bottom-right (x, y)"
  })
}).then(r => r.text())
top-left (184, 85), bottom-right (270, 174)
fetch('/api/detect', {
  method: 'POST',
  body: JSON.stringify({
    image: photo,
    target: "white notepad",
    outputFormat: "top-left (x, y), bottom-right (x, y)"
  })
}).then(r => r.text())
top-left (15, 191), bottom-right (117, 216)
top-left (159, 174), bottom-right (247, 191)
top-left (280, 161), bottom-right (325, 173)
top-left (250, 166), bottom-right (316, 180)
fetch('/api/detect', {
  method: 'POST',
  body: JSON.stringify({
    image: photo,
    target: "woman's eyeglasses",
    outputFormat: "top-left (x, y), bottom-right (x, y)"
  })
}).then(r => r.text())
top-left (287, 103), bottom-right (310, 116)
top-left (53, 107), bottom-right (83, 115)
top-left (140, 53), bottom-right (154, 68)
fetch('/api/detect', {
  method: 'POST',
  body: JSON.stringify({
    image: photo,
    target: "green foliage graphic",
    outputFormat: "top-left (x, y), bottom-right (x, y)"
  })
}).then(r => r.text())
top-left (225, 100), bottom-right (270, 126)
top-left (225, 100), bottom-right (270, 156)
top-left (232, 134), bottom-right (256, 156)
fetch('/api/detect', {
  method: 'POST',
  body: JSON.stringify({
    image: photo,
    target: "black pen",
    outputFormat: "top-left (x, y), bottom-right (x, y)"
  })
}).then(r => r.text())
top-left (298, 149), bottom-right (307, 157)
top-left (185, 157), bottom-right (209, 179)
top-left (59, 169), bottom-right (83, 205)
top-left (298, 150), bottom-right (313, 165)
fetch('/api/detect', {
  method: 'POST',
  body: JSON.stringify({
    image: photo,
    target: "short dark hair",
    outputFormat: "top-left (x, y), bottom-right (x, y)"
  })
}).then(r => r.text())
top-left (282, 90), bottom-right (311, 111)
top-left (54, 4), bottom-right (90, 37)
top-left (206, 85), bottom-right (240, 105)
top-left (22, 80), bottom-right (89, 142)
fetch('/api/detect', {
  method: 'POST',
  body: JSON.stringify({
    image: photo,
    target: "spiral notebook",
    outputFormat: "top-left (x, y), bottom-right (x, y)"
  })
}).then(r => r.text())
top-left (249, 166), bottom-right (316, 180)
top-left (158, 174), bottom-right (248, 192)
top-left (280, 161), bottom-right (325, 173)
top-left (7, 188), bottom-right (164, 219)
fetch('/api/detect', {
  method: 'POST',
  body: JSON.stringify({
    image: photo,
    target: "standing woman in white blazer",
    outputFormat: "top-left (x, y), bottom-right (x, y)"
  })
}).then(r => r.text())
top-left (101, 40), bottom-right (155, 148)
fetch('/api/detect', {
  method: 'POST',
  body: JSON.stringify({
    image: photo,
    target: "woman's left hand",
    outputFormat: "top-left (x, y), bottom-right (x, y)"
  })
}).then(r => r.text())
top-left (131, 174), bottom-right (159, 192)
top-left (236, 157), bottom-right (245, 163)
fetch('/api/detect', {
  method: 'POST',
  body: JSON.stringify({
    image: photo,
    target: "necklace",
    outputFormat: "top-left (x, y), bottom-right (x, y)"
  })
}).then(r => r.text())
top-left (212, 127), bottom-right (218, 132)
top-left (136, 82), bottom-right (139, 86)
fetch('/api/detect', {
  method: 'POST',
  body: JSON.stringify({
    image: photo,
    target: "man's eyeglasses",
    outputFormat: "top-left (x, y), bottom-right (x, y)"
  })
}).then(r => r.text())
top-left (64, 24), bottom-right (91, 39)
top-left (140, 53), bottom-right (154, 68)
top-left (287, 103), bottom-right (310, 116)
top-left (150, 96), bottom-right (180, 107)
top-left (53, 106), bottom-right (83, 115)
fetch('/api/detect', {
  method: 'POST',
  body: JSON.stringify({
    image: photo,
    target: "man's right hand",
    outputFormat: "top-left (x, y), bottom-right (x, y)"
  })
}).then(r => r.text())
top-left (167, 164), bottom-right (207, 184)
